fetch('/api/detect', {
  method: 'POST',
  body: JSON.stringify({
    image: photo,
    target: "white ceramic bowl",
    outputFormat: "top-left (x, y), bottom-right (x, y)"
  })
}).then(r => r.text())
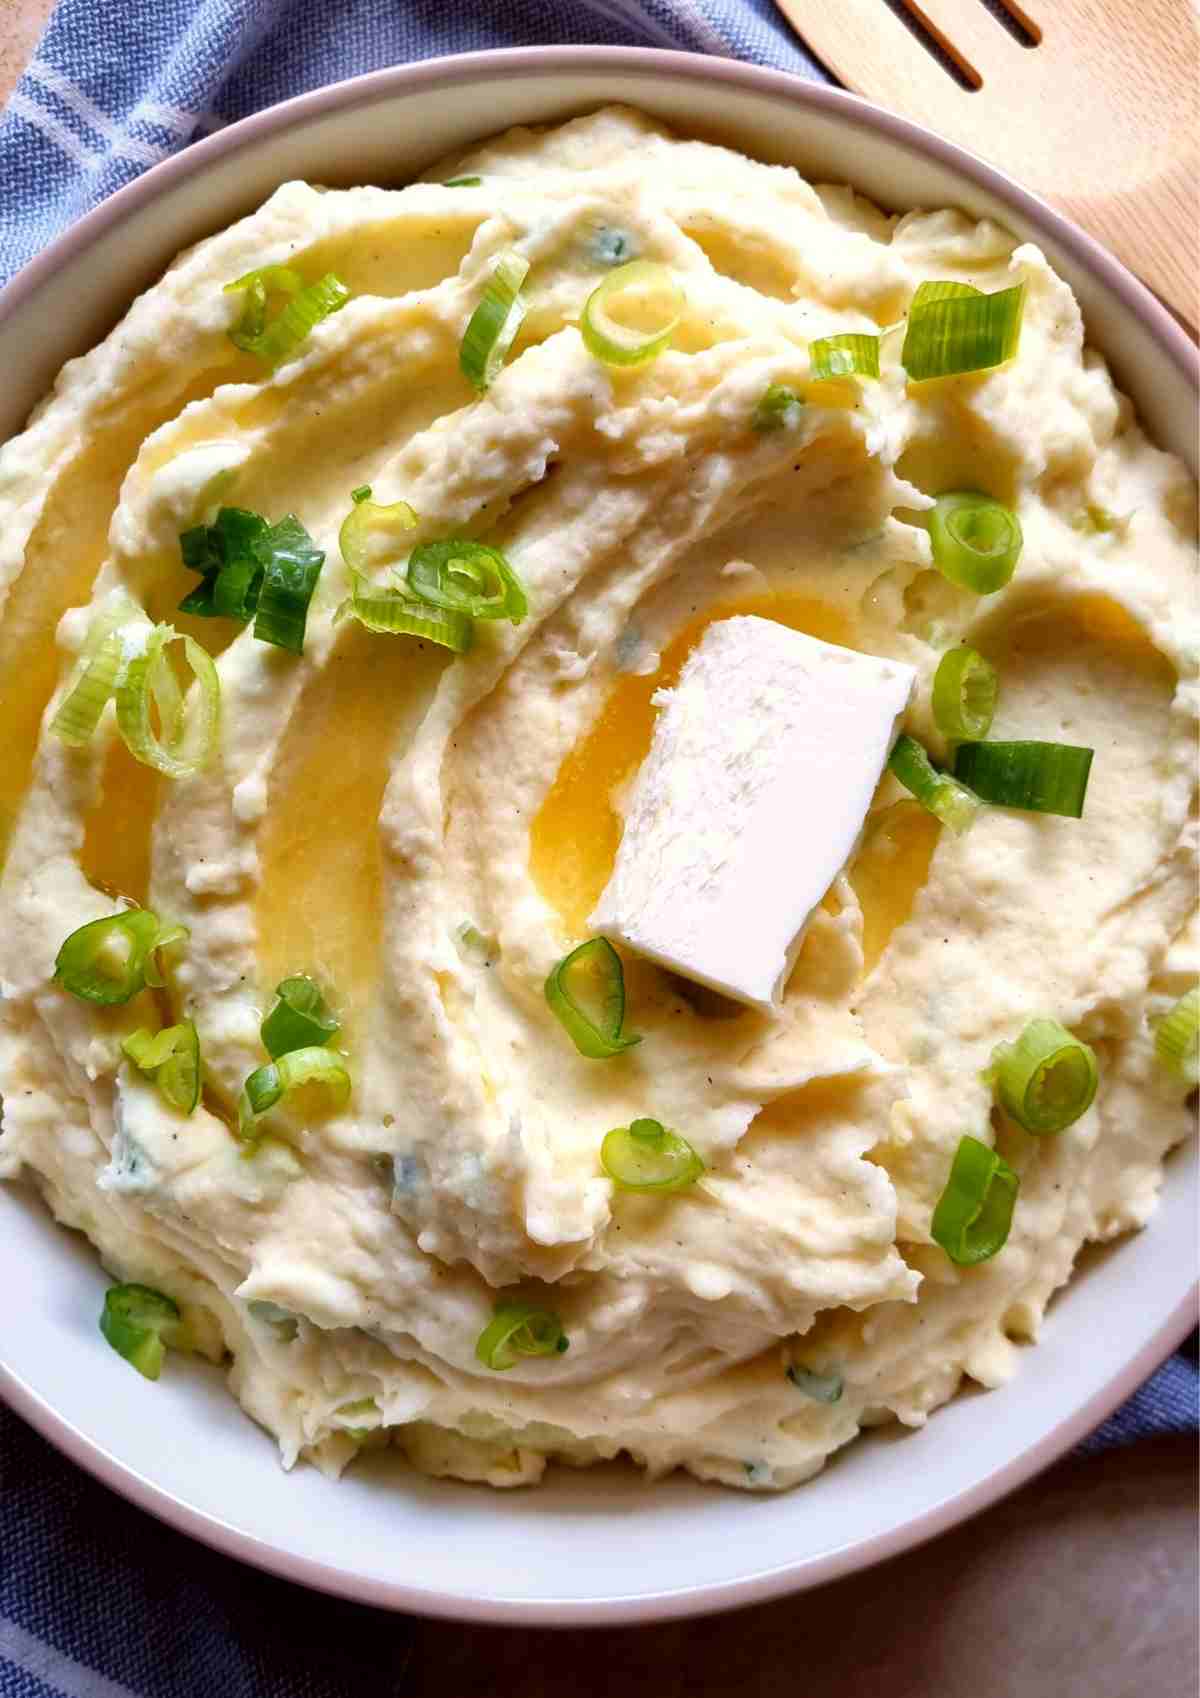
top-left (0, 47), bottom-right (1195, 1627)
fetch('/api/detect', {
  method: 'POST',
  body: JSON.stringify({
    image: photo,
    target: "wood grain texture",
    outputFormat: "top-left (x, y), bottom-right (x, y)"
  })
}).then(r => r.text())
top-left (774, 0), bottom-right (1199, 324)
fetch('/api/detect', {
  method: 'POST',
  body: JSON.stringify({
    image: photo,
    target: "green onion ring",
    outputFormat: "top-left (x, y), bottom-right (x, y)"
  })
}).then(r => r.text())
top-left (928, 491), bottom-right (1023, 594)
top-left (459, 251), bottom-right (529, 392)
top-left (54, 909), bottom-right (185, 1005)
top-left (339, 489), bottom-right (418, 573)
top-left (475, 1304), bottom-right (569, 1371)
top-left (1154, 987), bottom-right (1199, 1087)
top-left (114, 623), bottom-right (220, 778)
top-left (752, 383), bottom-right (803, 432)
top-left (122, 1020), bottom-right (202, 1115)
top-left (544, 937), bottom-right (641, 1059)
top-left (580, 259), bottom-right (683, 369)
top-left (902, 281), bottom-right (1025, 382)
top-left (100, 1283), bottom-right (183, 1380)
top-left (809, 333), bottom-right (880, 381)
top-left (405, 539), bottom-right (527, 625)
top-left (888, 734), bottom-right (981, 835)
top-left (261, 975), bottom-right (341, 1059)
top-left (953, 740), bottom-right (1093, 819)
top-left (600, 1117), bottom-right (704, 1192)
top-left (237, 1044), bottom-right (351, 1139)
top-left (988, 1018), bottom-right (1099, 1134)
top-left (225, 267), bottom-right (350, 368)
top-left (931, 1134), bottom-right (1019, 1265)
top-left (334, 571), bottom-right (473, 653)
top-left (931, 647), bottom-right (998, 742)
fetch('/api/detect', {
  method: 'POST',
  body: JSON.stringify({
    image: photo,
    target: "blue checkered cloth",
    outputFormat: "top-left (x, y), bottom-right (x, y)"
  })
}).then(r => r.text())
top-left (0, 4), bottom-right (1196, 1691)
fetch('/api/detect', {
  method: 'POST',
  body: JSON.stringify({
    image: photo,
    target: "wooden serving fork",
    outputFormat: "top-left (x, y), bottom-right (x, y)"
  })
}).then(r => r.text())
top-left (772, 0), bottom-right (1198, 324)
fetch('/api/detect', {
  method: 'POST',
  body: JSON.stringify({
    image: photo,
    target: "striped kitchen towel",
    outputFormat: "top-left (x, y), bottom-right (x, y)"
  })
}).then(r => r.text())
top-left (0, 5), bottom-right (1196, 1698)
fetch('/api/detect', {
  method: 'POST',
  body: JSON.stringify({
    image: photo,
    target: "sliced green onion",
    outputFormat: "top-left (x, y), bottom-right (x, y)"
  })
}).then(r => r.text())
top-left (122, 1020), bottom-right (201, 1115)
top-left (809, 333), bottom-right (880, 381)
top-left (752, 383), bottom-right (803, 432)
top-left (141, 922), bottom-right (189, 990)
top-left (237, 1044), bottom-right (351, 1139)
top-left (334, 571), bottom-right (472, 653)
top-left (261, 975), bottom-right (340, 1059)
top-left (1154, 988), bottom-right (1199, 1087)
top-left (932, 647), bottom-right (998, 742)
top-left (601, 1118), bottom-right (704, 1193)
top-left (786, 1364), bottom-right (844, 1404)
top-left (580, 259), bottom-right (683, 369)
top-left (931, 1134), bottom-right (1019, 1265)
top-left (250, 515), bottom-right (325, 654)
top-left (928, 491), bottom-right (1023, 594)
top-left (454, 921), bottom-right (497, 964)
top-left (902, 281), bottom-right (1025, 382)
top-left (100, 1283), bottom-right (182, 1380)
top-left (444, 175), bottom-right (482, 187)
top-left (475, 1304), bottom-right (569, 1371)
top-left (544, 937), bottom-right (641, 1059)
top-left (50, 629), bottom-right (124, 746)
top-left (179, 506), bottom-right (268, 620)
top-left (405, 539), bottom-right (527, 625)
top-left (54, 909), bottom-right (183, 1005)
top-left (114, 623), bottom-right (219, 778)
top-left (339, 491), bottom-right (418, 573)
top-left (888, 734), bottom-right (981, 835)
top-left (954, 740), bottom-right (1093, 818)
top-left (988, 1018), bottom-right (1099, 1134)
top-left (225, 267), bottom-right (350, 367)
top-left (459, 251), bottom-right (529, 392)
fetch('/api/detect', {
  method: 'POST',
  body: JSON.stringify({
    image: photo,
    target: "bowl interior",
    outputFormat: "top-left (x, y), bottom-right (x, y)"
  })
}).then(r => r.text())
top-left (0, 51), bottom-right (1195, 1625)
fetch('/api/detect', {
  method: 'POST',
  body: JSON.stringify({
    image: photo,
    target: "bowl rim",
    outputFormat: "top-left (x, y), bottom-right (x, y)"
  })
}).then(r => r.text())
top-left (0, 45), bottom-right (1196, 1626)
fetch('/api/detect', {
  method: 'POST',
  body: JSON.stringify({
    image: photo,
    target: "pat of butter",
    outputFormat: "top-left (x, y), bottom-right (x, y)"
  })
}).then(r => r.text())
top-left (590, 616), bottom-right (915, 1010)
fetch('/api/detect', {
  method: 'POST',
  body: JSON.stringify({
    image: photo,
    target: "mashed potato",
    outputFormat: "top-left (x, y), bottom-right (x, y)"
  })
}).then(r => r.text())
top-left (0, 108), bottom-right (1195, 1490)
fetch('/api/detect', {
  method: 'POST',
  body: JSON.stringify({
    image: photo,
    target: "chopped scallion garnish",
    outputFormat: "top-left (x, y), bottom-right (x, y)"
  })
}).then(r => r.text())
top-left (932, 647), bottom-right (998, 742)
top-left (888, 733), bottom-right (981, 835)
top-left (931, 1134), bottom-right (1019, 1265)
top-left (809, 333), bottom-right (880, 381)
top-left (459, 251), bottom-right (529, 392)
top-left (100, 1283), bottom-right (182, 1380)
top-left (475, 1304), bottom-right (569, 1371)
top-left (902, 281), bottom-right (1025, 381)
top-left (953, 740), bottom-right (1093, 818)
top-left (180, 507), bottom-right (325, 655)
top-left (405, 539), bottom-right (527, 625)
top-left (250, 516), bottom-right (326, 654)
top-left (122, 1020), bottom-right (202, 1115)
top-left (786, 1363), bottom-right (844, 1404)
top-left (55, 909), bottom-right (187, 1005)
top-left (115, 623), bottom-right (220, 777)
top-left (49, 614), bottom-right (127, 746)
top-left (1154, 988), bottom-right (1199, 1087)
top-left (444, 175), bottom-right (482, 187)
top-left (752, 383), bottom-right (803, 432)
top-left (544, 937), bottom-right (641, 1059)
top-left (600, 1118), bottom-right (704, 1192)
top-left (928, 492), bottom-right (1023, 593)
top-left (225, 267), bottom-right (350, 368)
top-left (338, 490), bottom-right (417, 573)
top-left (261, 976), bottom-right (340, 1059)
top-left (988, 1018), bottom-right (1099, 1134)
top-left (237, 1044), bottom-right (351, 1139)
top-left (334, 570), bottom-right (473, 653)
top-left (580, 259), bottom-right (683, 369)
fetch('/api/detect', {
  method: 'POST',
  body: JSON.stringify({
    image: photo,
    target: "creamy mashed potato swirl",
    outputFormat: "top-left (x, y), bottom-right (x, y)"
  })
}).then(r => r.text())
top-left (0, 109), bottom-right (1195, 1490)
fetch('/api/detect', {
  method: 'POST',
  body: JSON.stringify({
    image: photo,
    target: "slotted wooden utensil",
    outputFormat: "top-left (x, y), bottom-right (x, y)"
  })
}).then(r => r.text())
top-left (772, 0), bottom-right (1198, 324)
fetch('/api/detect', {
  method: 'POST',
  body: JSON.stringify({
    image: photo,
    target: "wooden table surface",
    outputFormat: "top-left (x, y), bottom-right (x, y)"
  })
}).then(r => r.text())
top-left (1, 3), bottom-right (1196, 1690)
